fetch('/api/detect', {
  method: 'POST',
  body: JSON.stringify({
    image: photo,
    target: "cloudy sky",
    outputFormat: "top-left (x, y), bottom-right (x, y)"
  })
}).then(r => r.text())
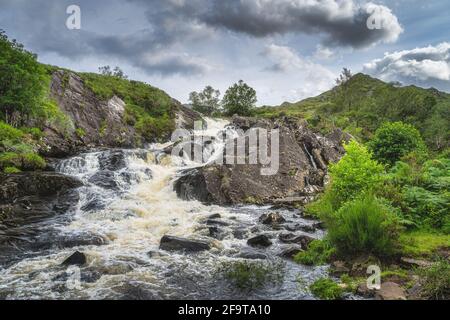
top-left (0, 0), bottom-right (449, 105)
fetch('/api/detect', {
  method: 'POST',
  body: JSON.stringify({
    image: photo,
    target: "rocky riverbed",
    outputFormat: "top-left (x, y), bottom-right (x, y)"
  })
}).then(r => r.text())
top-left (0, 117), bottom-right (353, 300)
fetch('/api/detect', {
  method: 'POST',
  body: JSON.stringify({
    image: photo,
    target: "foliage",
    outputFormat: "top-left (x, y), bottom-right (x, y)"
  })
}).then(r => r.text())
top-left (0, 121), bottom-right (23, 142)
top-left (327, 194), bottom-right (401, 257)
top-left (417, 260), bottom-right (450, 300)
top-left (0, 30), bottom-right (49, 127)
top-left (218, 260), bottom-right (284, 290)
top-left (294, 240), bottom-right (335, 266)
top-left (369, 122), bottom-right (427, 166)
top-left (189, 86), bottom-right (221, 116)
top-left (309, 278), bottom-right (344, 300)
top-left (310, 140), bottom-right (384, 216)
top-left (222, 80), bottom-right (257, 116)
top-left (75, 128), bottom-right (86, 139)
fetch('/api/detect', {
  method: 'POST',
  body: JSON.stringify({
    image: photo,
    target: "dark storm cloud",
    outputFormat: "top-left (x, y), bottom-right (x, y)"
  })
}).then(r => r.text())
top-left (129, 0), bottom-right (403, 49)
top-left (0, 0), bottom-right (403, 76)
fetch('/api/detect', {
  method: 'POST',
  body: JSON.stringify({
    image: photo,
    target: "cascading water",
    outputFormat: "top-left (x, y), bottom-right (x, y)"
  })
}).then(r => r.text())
top-left (0, 118), bottom-right (330, 300)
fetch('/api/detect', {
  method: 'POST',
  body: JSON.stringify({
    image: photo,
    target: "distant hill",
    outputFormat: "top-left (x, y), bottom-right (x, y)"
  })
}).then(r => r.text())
top-left (256, 73), bottom-right (450, 150)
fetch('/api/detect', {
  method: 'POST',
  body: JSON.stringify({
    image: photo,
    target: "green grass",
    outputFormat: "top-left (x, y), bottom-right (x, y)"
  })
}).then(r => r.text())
top-left (400, 231), bottom-right (449, 258)
top-left (417, 259), bottom-right (450, 300)
top-left (294, 240), bottom-right (335, 266)
top-left (309, 278), bottom-right (344, 300)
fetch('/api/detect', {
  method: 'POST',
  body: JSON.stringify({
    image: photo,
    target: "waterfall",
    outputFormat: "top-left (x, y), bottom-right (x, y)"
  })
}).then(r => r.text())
top-left (303, 143), bottom-right (318, 170)
top-left (0, 117), bottom-right (327, 300)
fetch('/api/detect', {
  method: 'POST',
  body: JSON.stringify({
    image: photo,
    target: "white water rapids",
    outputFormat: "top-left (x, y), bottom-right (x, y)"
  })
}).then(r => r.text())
top-left (0, 118), bottom-right (330, 300)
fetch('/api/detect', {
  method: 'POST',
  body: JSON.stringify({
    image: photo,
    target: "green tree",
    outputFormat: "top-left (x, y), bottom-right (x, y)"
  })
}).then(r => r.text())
top-left (222, 80), bottom-right (257, 116)
top-left (369, 122), bottom-right (427, 166)
top-left (0, 30), bottom-right (47, 126)
top-left (189, 86), bottom-right (221, 116)
top-left (329, 140), bottom-right (385, 208)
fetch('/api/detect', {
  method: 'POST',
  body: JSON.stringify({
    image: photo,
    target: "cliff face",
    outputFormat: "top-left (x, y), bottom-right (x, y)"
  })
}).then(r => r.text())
top-left (40, 70), bottom-right (201, 158)
top-left (174, 116), bottom-right (350, 205)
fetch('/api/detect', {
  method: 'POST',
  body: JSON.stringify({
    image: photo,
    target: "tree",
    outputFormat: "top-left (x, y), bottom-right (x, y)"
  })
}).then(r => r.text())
top-left (369, 122), bottom-right (427, 166)
top-left (0, 30), bottom-right (47, 126)
top-left (189, 86), bottom-right (221, 116)
top-left (335, 68), bottom-right (352, 86)
top-left (99, 65), bottom-right (128, 79)
top-left (222, 80), bottom-right (257, 116)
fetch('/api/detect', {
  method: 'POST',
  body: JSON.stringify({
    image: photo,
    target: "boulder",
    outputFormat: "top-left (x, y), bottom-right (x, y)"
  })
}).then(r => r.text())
top-left (279, 245), bottom-right (303, 259)
top-left (259, 212), bottom-right (286, 225)
top-left (235, 248), bottom-right (268, 260)
top-left (375, 282), bottom-right (407, 300)
top-left (173, 116), bottom-right (345, 205)
top-left (62, 251), bottom-right (87, 266)
top-left (331, 261), bottom-right (350, 274)
top-left (278, 233), bottom-right (314, 249)
top-left (159, 236), bottom-right (210, 253)
top-left (247, 235), bottom-right (272, 248)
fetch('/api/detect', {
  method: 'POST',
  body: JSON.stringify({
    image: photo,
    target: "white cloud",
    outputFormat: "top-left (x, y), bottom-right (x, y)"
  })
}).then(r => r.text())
top-left (363, 42), bottom-right (450, 90)
top-left (263, 44), bottom-right (336, 102)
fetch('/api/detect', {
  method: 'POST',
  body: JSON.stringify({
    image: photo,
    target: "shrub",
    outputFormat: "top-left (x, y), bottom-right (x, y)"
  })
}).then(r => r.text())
top-left (327, 194), bottom-right (401, 257)
top-left (310, 278), bottom-right (344, 300)
top-left (294, 240), bottom-right (335, 266)
top-left (403, 186), bottom-right (449, 230)
top-left (308, 140), bottom-right (384, 217)
top-left (217, 260), bottom-right (284, 290)
top-left (222, 80), bottom-right (257, 116)
top-left (369, 122), bottom-right (427, 166)
top-left (75, 128), bottom-right (86, 138)
top-left (417, 260), bottom-right (450, 300)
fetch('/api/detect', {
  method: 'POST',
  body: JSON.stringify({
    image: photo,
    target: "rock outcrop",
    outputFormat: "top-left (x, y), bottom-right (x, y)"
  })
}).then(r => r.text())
top-left (174, 116), bottom-right (347, 205)
top-left (40, 70), bottom-right (202, 157)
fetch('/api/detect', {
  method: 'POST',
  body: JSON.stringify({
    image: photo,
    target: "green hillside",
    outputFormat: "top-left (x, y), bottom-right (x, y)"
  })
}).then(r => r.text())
top-left (256, 73), bottom-right (450, 151)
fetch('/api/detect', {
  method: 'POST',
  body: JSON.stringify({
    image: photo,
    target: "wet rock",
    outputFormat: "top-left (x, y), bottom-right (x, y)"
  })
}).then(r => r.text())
top-left (88, 171), bottom-right (119, 189)
top-left (208, 226), bottom-right (226, 240)
top-left (206, 219), bottom-right (230, 227)
top-left (232, 228), bottom-right (249, 240)
top-left (159, 235), bottom-right (211, 253)
top-left (173, 169), bottom-right (214, 203)
top-left (236, 248), bottom-right (268, 260)
top-left (208, 213), bottom-right (222, 219)
top-left (357, 282), bottom-right (376, 298)
top-left (0, 172), bottom-right (82, 203)
top-left (247, 235), bottom-right (272, 248)
top-left (62, 251), bottom-right (87, 266)
top-left (279, 245), bottom-right (303, 259)
top-left (147, 250), bottom-right (169, 258)
top-left (259, 212), bottom-right (286, 225)
top-left (278, 233), bottom-right (314, 249)
top-left (331, 261), bottom-right (350, 275)
top-left (98, 150), bottom-right (127, 171)
top-left (375, 282), bottom-right (407, 300)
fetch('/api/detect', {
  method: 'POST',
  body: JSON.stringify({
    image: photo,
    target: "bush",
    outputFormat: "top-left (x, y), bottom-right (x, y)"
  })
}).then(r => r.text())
top-left (309, 278), bottom-right (344, 300)
top-left (217, 260), bottom-right (284, 290)
top-left (308, 140), bottom-right (384, 217)
top-left (294, 240), bottom-right (335, 266)
top-left (327, 194), bottom-right (401, 257)
top-left (369, 122), bottom-right (427, 166)
top-left (417, 260), bottom-right (450, 300)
